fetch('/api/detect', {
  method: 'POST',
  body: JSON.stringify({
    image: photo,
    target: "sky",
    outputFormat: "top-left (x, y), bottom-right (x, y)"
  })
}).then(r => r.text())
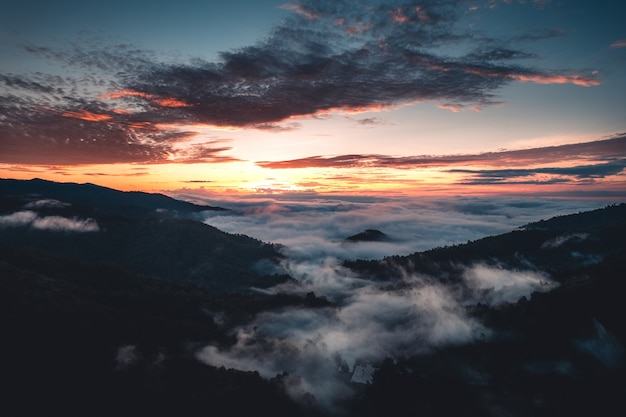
top-left (1, 0), bottom-right (625, 197)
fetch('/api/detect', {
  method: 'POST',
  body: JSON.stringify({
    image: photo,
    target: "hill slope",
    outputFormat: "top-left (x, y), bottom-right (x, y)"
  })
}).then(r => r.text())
top-left (0, 177), bottom-right (225, 218)
top-left (0, 178), bottom-right (285, 290)
top-left (343, 204), bottom-right (626, 417)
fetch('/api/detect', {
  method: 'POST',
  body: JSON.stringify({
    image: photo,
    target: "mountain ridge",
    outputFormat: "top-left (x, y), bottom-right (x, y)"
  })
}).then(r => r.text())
top-left (0, 178), bottom-right (285, 291)
top-left (0, 177), bottom-right (226, 218)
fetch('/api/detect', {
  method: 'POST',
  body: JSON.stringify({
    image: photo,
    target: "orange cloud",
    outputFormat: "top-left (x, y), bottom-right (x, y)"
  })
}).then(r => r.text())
top-left (102, 89), bottom-right (152, 100)
top-left (153, 97), bottom-right (192, 108)
top-left (61, 110), bottom-right (112, 122)
top-left (389, 7), bottom-right (409, 23)
top-left (510, 73), bottom-right (600, 87)
top-left (340, 103), bottom-right (392, 114)
top-left (280, 3), bottom-right (319, 19)
top-left (436, 103), bottom-right (483, 113)
top-left (257, 135), bottom-right (626, 170)
top-left (103, 89), bottom-right (192, 108)
top-left (462, 65), bottom-right (599, 87)
top-left (437, 104), bottom-right (463, 112)
top-left (344, 22), bottom-right (371, 35)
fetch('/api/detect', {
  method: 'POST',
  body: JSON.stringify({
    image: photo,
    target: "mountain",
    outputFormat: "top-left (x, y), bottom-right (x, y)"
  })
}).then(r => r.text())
top-left (0, 178), bottom-right (285, 290)
top-left (0, 179), bottom-right (325, 416)
top-left (344, 229), bottom-right (390, 243)
top-left (0, 243), bottom-right (325, 417)
top-left (343, 204), bottom-right (626, 417)
top-left (0, 177), bottom-right (225, 218)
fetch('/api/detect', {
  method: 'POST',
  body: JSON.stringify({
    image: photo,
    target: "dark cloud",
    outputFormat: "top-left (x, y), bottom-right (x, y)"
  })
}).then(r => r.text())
top-left (0, 95), bottom-right (235, 165)
top-left (355, 117), bottom-right (386, 126)
top-left (1, 0), bottom-right (600, 165)
top-left (257, 135), bottom-right (626, 170)
top-left (510, 27), bottom-right (565, 43)
top-left (449, 158), bottom-right (626, 185)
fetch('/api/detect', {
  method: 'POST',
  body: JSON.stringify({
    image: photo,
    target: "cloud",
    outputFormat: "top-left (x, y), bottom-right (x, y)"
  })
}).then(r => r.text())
top-left (198, 270), bottom-right (488, 408)
top-left (187, 193), bottom-right (616, 406)
top-left (193, 194), bottom-right (614, 260)
top-left (0, 210), bottom-right (38, 227)
top-left (576, 319), bottom-right (624, 368)
top-left (610, 39), bottom-right (626, 49)
top-left (24, 199), bottom-right (70, 209)
top-left (462, 263), bottom-right (557, 305)
top-left (0, 210), bottom-right (99, 232)
top-left (449, 158), bottom-right (626, 185)
top-left (354, 117), bottom-right (386, 126)
top-left (541, 233), bottom-right (588, 249)
top-left (1, 0), bottom-right (600, 165)
top-left (31, 215), bottom-right (100, 232)
top-left (257, 135), bottom-right (626, 170)
top-left (0, 95), bottom-right (236, 165)
top-left (280, 3), bottom-right (320, 20)
top-left (115, 345), bottom-right (141, 370)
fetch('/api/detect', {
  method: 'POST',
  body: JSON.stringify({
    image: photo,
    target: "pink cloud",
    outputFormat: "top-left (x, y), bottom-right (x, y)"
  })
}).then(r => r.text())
top-left (61, 110), bottom-right (112, 122)
top-left (610, 39), bottom-right (626, 48)
top-left (437, 103), bottom-right (463, 112)
top-left (102, 89), bottom-right (192, 108)
top-left (280, 3), bottom-right (319, 19)
top-left (510, 73), bottom-right (600, 87)
top-left (256, 135), bottom-right (626, 170)
top-left (389, 7), bottom-right (409, 23)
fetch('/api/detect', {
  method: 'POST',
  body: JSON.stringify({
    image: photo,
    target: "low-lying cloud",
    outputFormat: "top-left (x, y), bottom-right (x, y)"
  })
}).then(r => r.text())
top-left (541, 233), bottom-right (589, 249)
top-left (0, 210), bottom-right (99, 232)
top-left (199, 257), bottom-right (556, 407)
top-left (195, 194), bottom-right (612, 260)
top-left (193, 195), bottom-right (604, 407)
top-left (463, 263), bottom-right (556, 305)
top-left (198, 270), bottom-right (490, 408)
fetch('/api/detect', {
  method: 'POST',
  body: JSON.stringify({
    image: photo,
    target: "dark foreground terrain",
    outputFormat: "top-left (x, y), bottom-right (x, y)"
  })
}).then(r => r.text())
top-left (1, 179), bottom-right (625, 416)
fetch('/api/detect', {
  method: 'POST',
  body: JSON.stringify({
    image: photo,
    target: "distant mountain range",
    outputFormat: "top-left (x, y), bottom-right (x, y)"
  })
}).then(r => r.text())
top-left (0, 177), bottom-right (226, 218)
top-left (1, 178), bottom-right (624, 416)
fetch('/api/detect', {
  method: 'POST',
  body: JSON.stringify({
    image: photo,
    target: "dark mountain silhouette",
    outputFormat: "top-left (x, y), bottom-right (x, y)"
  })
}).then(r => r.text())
top-left (343, 203), bottom-right (626, 417)
top-left (345, 229), bottom-right (390, 243)
top-left (0, 243), bottom-right (325, 417)
top-left (0, 178), bottom-right (285, 290)
top-left (0, 177), bottom-right (225, 218)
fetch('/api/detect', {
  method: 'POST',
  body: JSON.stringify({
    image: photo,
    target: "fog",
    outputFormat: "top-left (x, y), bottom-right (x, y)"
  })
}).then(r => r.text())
top-left (194, 195), bottom-right (608, 260)
top-left (189, 195), bottom-right (608, 407)
top-left (0, 210), bottom-right (99, 232)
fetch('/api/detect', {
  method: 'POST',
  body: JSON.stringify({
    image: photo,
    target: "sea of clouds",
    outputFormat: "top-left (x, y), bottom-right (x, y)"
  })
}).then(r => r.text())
top-left (178, 194), bottom-right (613, 407)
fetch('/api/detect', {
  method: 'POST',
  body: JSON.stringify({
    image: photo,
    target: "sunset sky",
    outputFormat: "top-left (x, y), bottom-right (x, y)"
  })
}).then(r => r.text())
top-left (1, 0), bottom-right (625, 197)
